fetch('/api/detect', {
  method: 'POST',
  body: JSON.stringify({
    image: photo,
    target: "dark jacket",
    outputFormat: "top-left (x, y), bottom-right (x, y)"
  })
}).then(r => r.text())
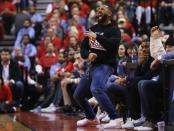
top-left (80, 23), bottom-right (121, 66)
top-left (127, 57), bottom-right (160, 82)
top-left (0, 59), bottom-right (22, 81)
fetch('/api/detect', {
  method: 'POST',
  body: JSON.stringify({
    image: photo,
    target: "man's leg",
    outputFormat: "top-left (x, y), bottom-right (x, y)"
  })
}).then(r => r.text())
top-left (138, 80), bottom-right (150, 119)
top-left (141, 80), bottom-right (161, 122)
top-left (73, 75), bottom-right (94, 119)
top-left (14, 81), bottom-right (24, 106)
top-left (90, 65), bottom-right (117, 120)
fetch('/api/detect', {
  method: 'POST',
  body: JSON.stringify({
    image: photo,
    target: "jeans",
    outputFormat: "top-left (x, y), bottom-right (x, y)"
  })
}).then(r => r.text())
top-left (13, 81), bottom-right (24, 105)
top-left (138, 80), bottom-right (162, 122)
top-left (40, 81), bottom-right (62, 108)
top-left (73, 64), bottom-right (118, 119)
top-left (105, 76), bottom-right (127, 105)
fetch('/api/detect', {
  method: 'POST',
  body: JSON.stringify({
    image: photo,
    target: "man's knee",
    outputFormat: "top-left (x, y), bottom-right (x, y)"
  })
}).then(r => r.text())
top-left (91, 87), bottom-right (103, 96)
top-left (15, 81), bottom-right (24, 91)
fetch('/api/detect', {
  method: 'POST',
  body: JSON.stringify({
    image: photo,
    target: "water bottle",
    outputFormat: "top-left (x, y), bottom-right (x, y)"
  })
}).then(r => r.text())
top-left (131, 48), bottom-right (137, 64)
top-left (117, 64), bottom-right (124, 76)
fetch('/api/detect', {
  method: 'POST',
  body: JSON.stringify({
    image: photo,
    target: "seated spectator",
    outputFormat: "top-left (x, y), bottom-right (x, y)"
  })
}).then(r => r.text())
top-left (14, 8), bottom-right (30, 35)
top-left (46, 28), bottom-right (62, 51)
top-left (69, 6), bottom-right (87, 29)
top-left (78, 0), bottom-right (90, 19)
top-left (63, 35), bottom-right (80, 51)
top-left (135, 28), bottom-right (174, 130)
top-left (46, 8), bottom-right (68, 32)
top-left (29, 6), bottom-right (43, 40)
top-left (0, 76), bottom-right (12, 107)
top-left (0, 48), bottom-right (24, 107)
top-left (88, 1), bottom-right (103, 28)
top-left (59, 53), bottom-right (85, 114)
top-left (15, 19), bottom-right (35, 46)
top-left (45, 0), bottom-right (62, 15)
top-left (104, 43), bottom-right (129, 123)
top-left (117, 16), bottom-right (135, 37)
top-left (0, 76), bottom-right (19, 113)
top-left (29, 6), bottom-right (43, 25)
top-left (0, 0), bottom-right (16, 35)
top-left (38, 43), bottom-right (58, 74)
top-left (37, 35), bottom-right (52, 59)
top-left (48, 17), bottom-right (64, 40)
top-left (14, 34), bottom-right (37, 58)
top-left (12, 47), bottom-right (31, 71)
top-left (30, 51), bottom-right (68, 113)
top-left (63, 25), bottom-right (83, 51)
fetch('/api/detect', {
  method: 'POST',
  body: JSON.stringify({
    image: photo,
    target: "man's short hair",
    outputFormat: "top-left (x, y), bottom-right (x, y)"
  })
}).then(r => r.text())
top-left (1, 48), bottom-right (11, 54)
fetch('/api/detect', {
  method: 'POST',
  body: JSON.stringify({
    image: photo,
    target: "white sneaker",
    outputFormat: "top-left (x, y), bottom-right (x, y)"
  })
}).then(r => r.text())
top-left (122, 118), bottom-right (134, 129)
top-left (133, 116), bottom-right (146, 126)
top-left (97, 112), bottom-right (107, 121)
top-left (77, 118), bottom-right (100, 127)
top-left (30, 106), bottom-right (41, 113)
top-left (134, 126), bottom-right (153, 131)
top-left (103, 118), bottom-right (123, 129)
top-left (41, 104), bottom-right (57, 113)
top-left (101, 114), bottom-right (110, 123)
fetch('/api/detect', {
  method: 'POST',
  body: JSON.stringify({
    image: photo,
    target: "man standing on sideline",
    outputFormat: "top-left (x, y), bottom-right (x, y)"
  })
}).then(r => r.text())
top-left (73, 4), bottom-right (122, 128)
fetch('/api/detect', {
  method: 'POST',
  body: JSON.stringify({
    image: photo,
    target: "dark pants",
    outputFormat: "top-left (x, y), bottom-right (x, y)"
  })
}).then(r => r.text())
top-left (73, 64), bottom-right (117, 120)
top-left (12, 81), bottom-right (24, 106)
top-left (40, 81), bottom-right (62, 108)
top-left (105, 76), bottom-right (128, 122)
top-left (2, 14), bottom-right (15, 35)
top-left (127, 81), bottom-right (141, 119)
top-left (138, 80), bottom-right (162, 122)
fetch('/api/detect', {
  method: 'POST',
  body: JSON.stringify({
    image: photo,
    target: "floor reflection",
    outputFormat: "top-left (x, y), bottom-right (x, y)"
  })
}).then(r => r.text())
top-left (0, 113), bottom-right (128, 131)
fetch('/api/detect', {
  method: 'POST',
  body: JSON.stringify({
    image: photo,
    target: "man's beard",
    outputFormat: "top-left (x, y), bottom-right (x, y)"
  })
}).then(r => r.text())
top-left (96, 14), bottom-right (109, 24)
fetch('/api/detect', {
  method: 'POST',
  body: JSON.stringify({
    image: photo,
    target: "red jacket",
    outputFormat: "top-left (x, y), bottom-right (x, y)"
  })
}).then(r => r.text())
top-left (39, 53), bottom-right (58, 69)
top-left (0, 2), bottom-right (16, 14)
top-left (0, 85), bottom-right (13, 103)
top-left (139, 0), bottom-right (157, 8)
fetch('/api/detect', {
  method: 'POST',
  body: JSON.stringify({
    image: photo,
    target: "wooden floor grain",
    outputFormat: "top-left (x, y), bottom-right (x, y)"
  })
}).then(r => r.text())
top-left (0, 112), bottom-right (129, 131)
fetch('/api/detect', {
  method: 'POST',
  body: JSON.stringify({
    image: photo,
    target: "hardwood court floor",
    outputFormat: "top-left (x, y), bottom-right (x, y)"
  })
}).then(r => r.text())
top-left (0, 112), bottom-right (129, 131)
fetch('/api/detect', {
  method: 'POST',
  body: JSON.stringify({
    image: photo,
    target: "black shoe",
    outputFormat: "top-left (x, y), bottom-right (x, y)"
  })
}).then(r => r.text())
top-left (56, 105), bottom-right (73, 113)
top-left (62, 105), bottom-right (73, 113)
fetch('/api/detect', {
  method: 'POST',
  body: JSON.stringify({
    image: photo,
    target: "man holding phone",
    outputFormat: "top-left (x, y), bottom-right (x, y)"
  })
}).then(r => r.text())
top-left (73, 4), bottom-right (122, 128)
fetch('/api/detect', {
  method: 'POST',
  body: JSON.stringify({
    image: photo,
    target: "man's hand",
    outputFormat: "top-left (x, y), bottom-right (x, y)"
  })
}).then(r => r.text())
top-left (150, 59), bottom-right (161, 70)
top-left (88, 53), bottom-right (97, 62)
top-left (151, 26), bottom-right (162, 39)
top-left (84, 30), bottom-right (97, 39)
top-left (115, 77), bottom-right (126, 85)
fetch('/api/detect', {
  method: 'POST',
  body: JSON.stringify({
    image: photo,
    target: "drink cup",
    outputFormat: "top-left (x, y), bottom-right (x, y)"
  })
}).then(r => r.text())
top-left (157, 121), bottom-right (165, 131)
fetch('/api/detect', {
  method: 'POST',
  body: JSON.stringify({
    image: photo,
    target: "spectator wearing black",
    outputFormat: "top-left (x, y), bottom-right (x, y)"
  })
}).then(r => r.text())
top-left (0, 48), bottom-right (24, 106)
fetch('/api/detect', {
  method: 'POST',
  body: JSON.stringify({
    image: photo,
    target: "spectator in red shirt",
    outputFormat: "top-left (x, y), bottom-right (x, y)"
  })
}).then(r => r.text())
top-left (0, 0), bottom-right (16, 35)
top-left (0, 77), bottom-right (13, 104)
top-left (47, 28), bottom-right (63, 51)
top-left (39, 43), bottom-right (58, 72)
top-left (37, 35), bottom-right (52, 59)
top-left (69, 6), bottom-right (87, 29)
top-left (79, 0), bottom-right (90, 19)
top-left (63, 25), bottom-right (82, 50)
